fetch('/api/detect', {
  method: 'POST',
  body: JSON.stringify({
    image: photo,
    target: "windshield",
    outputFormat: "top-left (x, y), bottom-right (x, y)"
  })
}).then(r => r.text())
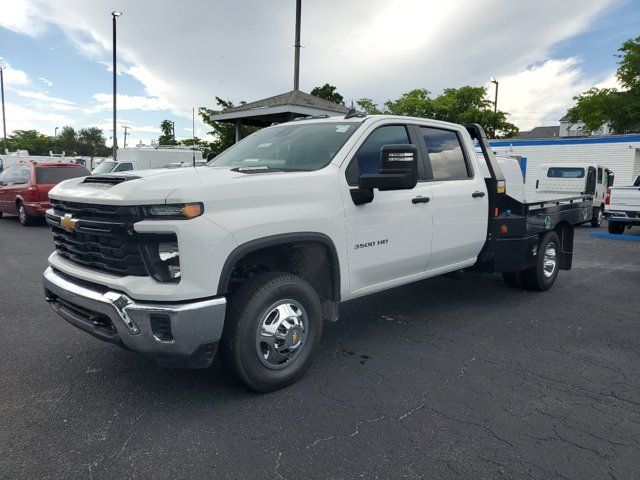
top-left (209, 122), bottom-right (359, 171)
top-left (92, 161), bottom-right (117, 174)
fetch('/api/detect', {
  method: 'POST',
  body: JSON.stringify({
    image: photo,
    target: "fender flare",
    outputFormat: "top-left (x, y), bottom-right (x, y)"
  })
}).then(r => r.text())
top-left (217, 232), bottom-right (341, 301)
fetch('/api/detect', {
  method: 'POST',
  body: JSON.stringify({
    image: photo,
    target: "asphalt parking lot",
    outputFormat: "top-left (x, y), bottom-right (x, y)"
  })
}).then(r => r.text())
top-left (0, 216), bottom-right (638, 480)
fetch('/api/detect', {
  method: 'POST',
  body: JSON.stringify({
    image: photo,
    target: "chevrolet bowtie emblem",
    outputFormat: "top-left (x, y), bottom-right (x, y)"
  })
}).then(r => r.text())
top-left (60, 214), bottom-right (78, 232)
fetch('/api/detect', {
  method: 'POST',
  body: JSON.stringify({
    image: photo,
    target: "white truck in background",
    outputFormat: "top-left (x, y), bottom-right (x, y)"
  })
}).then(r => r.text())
top-left (605, 174), bottom-right (640, 234)
top-left (92, 147), bottom-right (204, 174)
top-left (534, 163), bottom-right (614, 227)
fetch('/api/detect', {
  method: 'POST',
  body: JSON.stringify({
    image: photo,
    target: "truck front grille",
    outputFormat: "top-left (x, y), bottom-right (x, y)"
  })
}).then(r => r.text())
top-left (47, 200), bottom-right (152, 277)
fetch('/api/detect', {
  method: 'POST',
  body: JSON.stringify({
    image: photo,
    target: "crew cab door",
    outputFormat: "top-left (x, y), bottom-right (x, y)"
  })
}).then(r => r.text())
top-left (417, 126), bottom-right (488, 272)
top-left (340, 122), bottom-right (433, 295)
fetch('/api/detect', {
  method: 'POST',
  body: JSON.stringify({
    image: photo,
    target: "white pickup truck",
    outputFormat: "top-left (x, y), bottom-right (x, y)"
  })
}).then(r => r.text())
top-left (605, 174), bottom-right (640, 234)
top-left (43, 116), bottom-right (592, 391)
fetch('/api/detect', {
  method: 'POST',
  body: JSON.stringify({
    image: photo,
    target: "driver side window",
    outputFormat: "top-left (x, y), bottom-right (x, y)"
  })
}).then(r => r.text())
top-left (114, 163), bottom-right (133, 172)
top-left (346, 125), bottom-right (410, 185)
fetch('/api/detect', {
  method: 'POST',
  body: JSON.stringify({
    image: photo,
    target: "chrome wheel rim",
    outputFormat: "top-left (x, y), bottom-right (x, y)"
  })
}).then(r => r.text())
top-left (543, 242), bottom-right (557, 278)
top-left (255, 300), bottom-right (308, 370)
top-left (19, 206), bottom-right (26, 223)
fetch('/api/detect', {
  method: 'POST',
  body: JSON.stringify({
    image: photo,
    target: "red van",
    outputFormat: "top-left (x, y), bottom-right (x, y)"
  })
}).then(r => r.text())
top-left (0, 162), bottom-right (90, 226)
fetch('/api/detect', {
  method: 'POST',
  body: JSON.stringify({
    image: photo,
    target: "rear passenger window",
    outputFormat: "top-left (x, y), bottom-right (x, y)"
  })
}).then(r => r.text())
top-left (420, 127), bottom-right (471, 180)
top-left (597, 168), bottom-right (603, 183)
top-left (347, 125), bottom-right (410, 184)
top-left (14, 167), bottom-right (30, 184)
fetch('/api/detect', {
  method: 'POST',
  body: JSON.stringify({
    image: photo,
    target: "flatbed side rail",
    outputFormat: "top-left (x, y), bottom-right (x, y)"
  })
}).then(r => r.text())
top-left (524, 195), bottom-right (593, 215)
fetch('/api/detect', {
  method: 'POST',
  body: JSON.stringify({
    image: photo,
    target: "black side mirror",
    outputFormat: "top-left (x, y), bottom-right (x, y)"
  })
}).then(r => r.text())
top-left (358, 144), bottom-right (419, 191)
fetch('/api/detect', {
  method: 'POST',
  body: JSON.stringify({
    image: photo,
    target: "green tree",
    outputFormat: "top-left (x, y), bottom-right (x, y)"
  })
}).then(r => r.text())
top-left (568, 36), bottom-right (640, 134)
top-left (7, 130), bottom-right (54, 155)
top-left (356, 86), bottom-right (518, 138)
top-left (159, 119), bottom-right (177, 146)
top-left (57, 126), bottom-right (77, 155)
top-left (199, 97), bottom-right (259, 156)
top-left (355, 98), bottom-right (383, 115)
top-left (310, 84), bottom-right (344, 104)
top-left (77, 127), bottom-right (110, 157)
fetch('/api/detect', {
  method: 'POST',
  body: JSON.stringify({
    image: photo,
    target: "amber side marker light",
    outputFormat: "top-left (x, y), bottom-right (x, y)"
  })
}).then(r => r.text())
top-left (500, 224), bottom-right (508, 234)
top-left (182, 203), bottom-right (204, 219)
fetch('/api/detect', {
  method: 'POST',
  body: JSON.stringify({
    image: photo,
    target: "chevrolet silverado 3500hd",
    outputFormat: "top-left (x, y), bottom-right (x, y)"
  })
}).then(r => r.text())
top-left (43, 116), bottom-right (592, 391)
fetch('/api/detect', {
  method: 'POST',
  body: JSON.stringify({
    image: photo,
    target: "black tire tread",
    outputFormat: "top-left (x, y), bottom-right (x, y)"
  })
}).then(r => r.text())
top-left (520, 231), bottom-right (560, 291)
top-left (608, 222), bottom-right (625, 235)
top-left (222, 271), bottom-right (322, 392)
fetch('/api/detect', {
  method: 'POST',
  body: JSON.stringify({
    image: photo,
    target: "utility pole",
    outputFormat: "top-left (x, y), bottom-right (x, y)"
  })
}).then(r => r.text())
top-left (122, 125), bottom-right (130, 148)
top-left (293, 0), bottom-right (301, 91)
top-left (112, 11), bottom-right (122, 160)
top-left (54, 127), bottom-right (59, 153)
top-left (490, 76), bottom-right (499, 138)
top-left (0, 65), bottom-right (7, 154)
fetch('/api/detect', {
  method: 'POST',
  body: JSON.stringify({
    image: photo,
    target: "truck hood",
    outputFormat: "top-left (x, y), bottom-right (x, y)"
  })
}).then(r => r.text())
top-left (49, 167), bottom-right (244, 205)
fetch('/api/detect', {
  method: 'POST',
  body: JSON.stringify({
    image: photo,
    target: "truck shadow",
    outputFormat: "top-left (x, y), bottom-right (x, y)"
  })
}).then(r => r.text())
top-left (83, 270), bottom-right (514, 403)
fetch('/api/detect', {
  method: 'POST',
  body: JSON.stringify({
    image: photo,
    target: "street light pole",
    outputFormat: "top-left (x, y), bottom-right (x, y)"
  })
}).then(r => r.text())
top-left (54, 127), bottom-right (59, 153)
top-left (0, 65), bottom-right (7, 154)
top-left (122, 125), bottom-right (130, 148)
top-left (490, 77), bottom-right (499, 138)
top-left (112, 11), bottom-right (122, 160)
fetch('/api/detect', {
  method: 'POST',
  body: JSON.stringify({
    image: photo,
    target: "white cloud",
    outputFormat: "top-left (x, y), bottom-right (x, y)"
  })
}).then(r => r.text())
top-left (0, 0), bottom-right (46, 37)
top-left (37, 77), bottom-right (53, 87)
top-left (0, 59), bottom-right (30, 87)
top-left (0, 0), bottom-right (623, 135)
top-left (495, 59), bottom-right (622, 131)
top-left (4, 102), bottom-right (75, 133)
top-left (91, 93), bottom-right (174, 112)
top-left (16, 90), bottom-right (76, 106)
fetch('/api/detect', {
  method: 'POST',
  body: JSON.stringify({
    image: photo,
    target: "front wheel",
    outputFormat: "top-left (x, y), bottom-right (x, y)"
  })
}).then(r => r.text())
top-left (221, 272), bottom-right (323, 392)
top-left (608, 222), bottom-right (625, 235)
top-left (520, 231), bottom-right (560, 291)
top-left (591, 207), bottom-right (603, 227)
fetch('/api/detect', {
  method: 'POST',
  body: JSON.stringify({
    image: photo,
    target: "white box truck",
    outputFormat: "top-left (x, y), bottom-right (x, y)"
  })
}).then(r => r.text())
top-left (92, 147), bottom-right (204, 174)
top-left (534, 163), bottom-right (614, 227)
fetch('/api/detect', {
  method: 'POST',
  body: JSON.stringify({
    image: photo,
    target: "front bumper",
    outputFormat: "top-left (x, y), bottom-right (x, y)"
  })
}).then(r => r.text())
top-left (43, 267), bottom-right (226, 368)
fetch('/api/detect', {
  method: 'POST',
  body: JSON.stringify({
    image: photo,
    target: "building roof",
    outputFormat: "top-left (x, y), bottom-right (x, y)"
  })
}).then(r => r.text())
top-left (209, 90), bottom-right (351, 127)
top-left (559, 113), bottom-right (571, 122)
top-left (513, 125), bottom-right (560, 139)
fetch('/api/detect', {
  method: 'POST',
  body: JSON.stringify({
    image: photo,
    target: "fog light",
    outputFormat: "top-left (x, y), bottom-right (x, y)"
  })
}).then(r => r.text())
top-left (141, 239), bottom-right (181, 283)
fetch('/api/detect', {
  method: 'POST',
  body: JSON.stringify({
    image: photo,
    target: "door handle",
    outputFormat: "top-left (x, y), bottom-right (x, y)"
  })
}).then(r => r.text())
top-left (412, 196), bottom-right (430, 204)
top-left (472, 191), bottom-right (485, 198)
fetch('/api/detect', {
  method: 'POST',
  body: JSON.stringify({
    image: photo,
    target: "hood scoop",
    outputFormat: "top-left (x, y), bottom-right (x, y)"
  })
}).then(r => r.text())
top-left (82, 175), bottom-right (141, 187)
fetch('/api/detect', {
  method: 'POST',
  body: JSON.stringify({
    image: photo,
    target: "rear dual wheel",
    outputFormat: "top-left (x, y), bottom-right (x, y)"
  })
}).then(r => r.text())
top-left (502, 230), bottom-right (560, 291)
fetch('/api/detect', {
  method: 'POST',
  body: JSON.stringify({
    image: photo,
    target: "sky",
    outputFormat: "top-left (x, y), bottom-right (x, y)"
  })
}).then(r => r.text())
top-left (0, 0), bottom-right (639, 148)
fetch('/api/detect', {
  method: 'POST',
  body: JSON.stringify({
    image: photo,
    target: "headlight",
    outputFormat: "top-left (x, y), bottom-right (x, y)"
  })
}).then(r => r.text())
top-left (140, 239), bottom-right (181, 283)
top-left (142, 202), bottom-right (203, 219)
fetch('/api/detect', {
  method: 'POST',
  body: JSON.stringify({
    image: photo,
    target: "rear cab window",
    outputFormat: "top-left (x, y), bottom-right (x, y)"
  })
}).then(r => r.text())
top-left (547, 167), bottom-right (585, 179)
top-left (36, 166), bottom-right (90, 184)
top-left (420, 127), bottom-right (472, 180)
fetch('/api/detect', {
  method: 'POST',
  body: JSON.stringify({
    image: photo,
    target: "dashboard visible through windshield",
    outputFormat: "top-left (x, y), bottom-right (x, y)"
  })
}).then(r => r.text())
top-left (209, 122), bottom-right (359, 172)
